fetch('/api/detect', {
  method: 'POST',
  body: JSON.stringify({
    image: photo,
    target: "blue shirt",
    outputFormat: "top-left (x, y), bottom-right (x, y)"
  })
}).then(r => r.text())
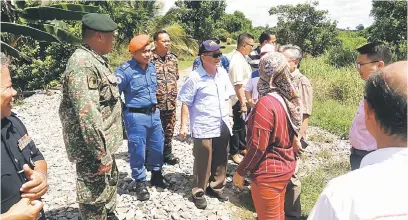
top-left (192, 55), bottom-right (230, 72)
top-left (114, 58), bottom-right (157, 108)
top-left (178, 65), bottom-right (235, 138)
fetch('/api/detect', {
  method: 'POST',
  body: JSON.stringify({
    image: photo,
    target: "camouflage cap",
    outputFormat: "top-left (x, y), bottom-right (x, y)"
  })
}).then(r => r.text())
top-left (82, 13), bottom-right (117, 32)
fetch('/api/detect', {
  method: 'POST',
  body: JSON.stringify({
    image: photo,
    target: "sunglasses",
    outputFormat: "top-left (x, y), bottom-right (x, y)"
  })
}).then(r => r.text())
top-left (205, 52), bottom-right (223, 58)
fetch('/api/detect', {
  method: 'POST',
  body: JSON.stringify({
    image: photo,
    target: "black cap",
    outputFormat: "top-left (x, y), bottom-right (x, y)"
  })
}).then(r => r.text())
top-left (82, 13), bottom-right (117, 32)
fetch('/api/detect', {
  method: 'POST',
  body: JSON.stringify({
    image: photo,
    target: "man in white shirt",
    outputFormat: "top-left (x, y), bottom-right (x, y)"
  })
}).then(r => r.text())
top-left (308, 61), bottom-right (408, 220)
top-left (228, 33), bottom-right (254, 164)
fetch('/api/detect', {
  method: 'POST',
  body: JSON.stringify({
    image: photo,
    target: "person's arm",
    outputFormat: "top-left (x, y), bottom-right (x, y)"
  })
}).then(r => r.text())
top-left (1, 198), bottom-right (43, 220)
top-left (299, 77), bottom-right (313, 138)
top-left (179, 104), bottom-right (189, 140)
top-left (177, 74), bottom-right (196, 140)
top-left (299, 115), bottom-right (310, 138)
top-left (66, 68), bottom-right (111, 166)
top-left (235, 84), bottom-right (247, 113)
top-left (114, 68), bottom-right (129, 95)
top-left (245, 79), bottom-right (255, 108)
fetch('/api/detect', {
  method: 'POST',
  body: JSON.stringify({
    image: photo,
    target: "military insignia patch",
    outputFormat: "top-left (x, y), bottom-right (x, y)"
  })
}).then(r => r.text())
top-left (18, 134), bottom-right (32, 151)
top-left (116, 76), bottom-right (122, 84)
top-left (88, 75), bottom-right (98, 89)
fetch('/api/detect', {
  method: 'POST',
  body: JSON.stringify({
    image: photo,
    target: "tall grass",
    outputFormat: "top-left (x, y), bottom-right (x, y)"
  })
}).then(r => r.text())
top-left (300, 55), bottom-right (364, 138)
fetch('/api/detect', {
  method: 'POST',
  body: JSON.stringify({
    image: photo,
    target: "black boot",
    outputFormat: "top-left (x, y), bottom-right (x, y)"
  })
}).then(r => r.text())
top-left (164, 153), bottom-right (180, 165)
top-left (150, 170), bottom-right (170, 189)
top-left (206, 187), bottom-right (229, 202)
top-left (129, 180), bottom-right (150, 201)
top-left (107, 212), bottom-right (119, 220)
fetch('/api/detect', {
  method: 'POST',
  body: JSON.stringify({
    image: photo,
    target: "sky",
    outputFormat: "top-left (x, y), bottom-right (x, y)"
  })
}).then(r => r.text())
top-left (158, 0), bottom-right (374, 30)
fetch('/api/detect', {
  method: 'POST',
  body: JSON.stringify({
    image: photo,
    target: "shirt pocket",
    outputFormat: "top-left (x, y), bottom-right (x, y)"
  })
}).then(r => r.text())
top-left (130, 74), bottom-right (146, 93)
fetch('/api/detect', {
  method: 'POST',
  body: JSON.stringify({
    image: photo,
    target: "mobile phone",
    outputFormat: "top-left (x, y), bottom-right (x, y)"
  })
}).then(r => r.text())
top-left (300, 137), bottom-right (309, 149)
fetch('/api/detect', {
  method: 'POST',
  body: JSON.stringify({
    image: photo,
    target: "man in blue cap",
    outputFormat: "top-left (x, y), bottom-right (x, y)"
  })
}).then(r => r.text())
top-left (179, 39), bottom-right (235, 209)
top-left (115, 34), bottom-right (169, 202)
top-left (192, 38), bottom-right (230, 72)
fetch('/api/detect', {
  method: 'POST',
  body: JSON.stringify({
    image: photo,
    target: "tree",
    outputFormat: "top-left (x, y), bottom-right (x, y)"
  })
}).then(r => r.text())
top-left (269, 2), bottom-right (339, 56)
top-left (171, 0), bottom-right (226, 41)
top-left (367, 1), bottom-right (407, 60)
top-left (218, 11), bottom-right (252, 34)
top-left (356, 24), bottom-right (364, 30)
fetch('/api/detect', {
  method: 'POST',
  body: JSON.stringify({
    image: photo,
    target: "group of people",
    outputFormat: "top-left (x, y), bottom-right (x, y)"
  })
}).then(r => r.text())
top-left (1, 12), bottom-right (407, 220)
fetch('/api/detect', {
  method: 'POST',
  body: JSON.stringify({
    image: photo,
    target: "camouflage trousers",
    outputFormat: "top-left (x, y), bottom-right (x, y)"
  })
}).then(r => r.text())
top-left (76, 156), bottom-right (118, 220)
top-left (159, 110), bottom-right (176, 157)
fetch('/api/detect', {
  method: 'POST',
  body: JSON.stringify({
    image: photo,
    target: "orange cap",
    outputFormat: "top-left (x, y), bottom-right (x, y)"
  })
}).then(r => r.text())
top-left (128, 34), bottom-right (150, 52)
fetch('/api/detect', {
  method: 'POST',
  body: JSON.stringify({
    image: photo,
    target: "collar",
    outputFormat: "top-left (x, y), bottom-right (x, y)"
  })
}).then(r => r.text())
top-left (197, 65), bottom-right (219, 78)
top-left (289, 68), bottom-right (302, 80)
top-left (130, 58), bottom-right (152, 71)
top-left (80, 44), bottom-right (109, 66)
top-left (361, 147), bottom-right (407, 168)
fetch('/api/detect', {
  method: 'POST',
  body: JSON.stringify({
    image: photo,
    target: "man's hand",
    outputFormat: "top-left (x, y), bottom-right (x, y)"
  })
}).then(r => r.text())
top-left (240, 105), bottom-right (247, 113)
top-left (96, 163), bottom-right (112, 175)
top-left (233, 172), bottom-right (245, 189)
top-left (179, 126), bottom-right (188, 141)
top-left (247, 100), bottom-right (256, 108)
top-left (20, 165), bottom-right (48, 200)
top-left (1, 198), bottom-right (43, 220)
top-left (292, 135), bottom-right (304, 157)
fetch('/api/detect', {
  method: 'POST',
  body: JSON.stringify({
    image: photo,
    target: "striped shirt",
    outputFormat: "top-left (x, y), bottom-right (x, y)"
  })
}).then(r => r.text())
top-left (236, 95), bottom-right (296, 183)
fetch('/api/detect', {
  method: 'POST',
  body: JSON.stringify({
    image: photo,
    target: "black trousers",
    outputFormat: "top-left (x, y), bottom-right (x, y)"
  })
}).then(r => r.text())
top-left (229, 101), bottom-right (247, 155)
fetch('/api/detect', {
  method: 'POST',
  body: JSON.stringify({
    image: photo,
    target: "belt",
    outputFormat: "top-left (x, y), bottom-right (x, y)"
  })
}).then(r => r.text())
top-left (127, 105), bottom-right (157, 114)
top-left (350, 147), bottom-right (374, 156)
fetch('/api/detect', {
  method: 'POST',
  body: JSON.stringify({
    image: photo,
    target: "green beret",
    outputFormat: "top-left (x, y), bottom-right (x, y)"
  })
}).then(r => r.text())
top-left (82, 13), bottom-right (117, 32)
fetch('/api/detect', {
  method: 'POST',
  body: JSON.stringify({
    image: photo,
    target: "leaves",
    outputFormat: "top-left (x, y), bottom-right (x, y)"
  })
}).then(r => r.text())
top-left (1, 22), bottom-right (60, 43)
top-left (21, 6), bottom-right (88, 21)
top-left (269, 2), bottom-right (338, 56)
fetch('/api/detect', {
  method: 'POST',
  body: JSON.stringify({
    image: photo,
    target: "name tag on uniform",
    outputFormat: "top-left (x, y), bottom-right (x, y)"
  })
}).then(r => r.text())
top-left (18, 134), bottom-right (32, 151)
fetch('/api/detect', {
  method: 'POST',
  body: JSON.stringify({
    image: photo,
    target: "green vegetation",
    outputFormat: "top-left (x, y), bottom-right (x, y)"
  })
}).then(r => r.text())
top-left (301, 55), bottom-right (363, 137)
top-left (300, 159), bottom-right (350, 216)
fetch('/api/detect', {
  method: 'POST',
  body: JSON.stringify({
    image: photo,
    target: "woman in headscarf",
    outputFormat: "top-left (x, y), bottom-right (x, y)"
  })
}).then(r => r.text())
top-left (233, 52), bottom-right (302, 220)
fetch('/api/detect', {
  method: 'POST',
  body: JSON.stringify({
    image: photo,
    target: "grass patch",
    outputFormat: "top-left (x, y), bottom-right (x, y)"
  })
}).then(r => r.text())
top-left (309, 99), bottom-right (357, 138)
top-left (308, 132), bottom-right (334, 143)
top-left (221, 42), bottom-right (236, 54)
top-left (300, 55), bottom-right (364, 137)
top-left (229, 191), bottom-right (256, 220)
top-left (300, 159), bottom-right (350, 217)
top-left (178, 56), bottom-right (196, 70)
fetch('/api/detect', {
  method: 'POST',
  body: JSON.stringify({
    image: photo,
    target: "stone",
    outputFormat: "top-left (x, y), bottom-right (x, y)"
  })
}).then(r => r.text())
top-left (181, 212), bottom-right (192, 219)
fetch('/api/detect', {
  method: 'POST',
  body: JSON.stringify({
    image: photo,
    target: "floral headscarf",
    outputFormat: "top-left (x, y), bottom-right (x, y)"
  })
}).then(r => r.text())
top-left (257, 52), bottom-right (302, 133)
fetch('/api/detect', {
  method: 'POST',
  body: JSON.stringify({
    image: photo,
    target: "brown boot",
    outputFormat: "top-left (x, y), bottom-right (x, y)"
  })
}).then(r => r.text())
top-left (241, 149), bottom-right (248, 156)
top-left (230, 154), bottom-right (243, 164)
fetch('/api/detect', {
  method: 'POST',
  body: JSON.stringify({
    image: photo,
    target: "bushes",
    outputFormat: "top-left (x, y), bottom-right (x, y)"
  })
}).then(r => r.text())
top-left (326, 45), bottom-right (357, 68)
top-left (300, 55), bottom-right (363, 137)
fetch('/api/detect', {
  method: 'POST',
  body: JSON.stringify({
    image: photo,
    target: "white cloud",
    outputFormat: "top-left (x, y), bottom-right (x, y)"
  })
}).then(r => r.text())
top-left (159, 0), bottom-right (374, 30)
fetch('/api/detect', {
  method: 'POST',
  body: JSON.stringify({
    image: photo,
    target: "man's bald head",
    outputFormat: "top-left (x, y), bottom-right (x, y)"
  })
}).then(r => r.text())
top-left (364, 61), bottom-right (407, 140)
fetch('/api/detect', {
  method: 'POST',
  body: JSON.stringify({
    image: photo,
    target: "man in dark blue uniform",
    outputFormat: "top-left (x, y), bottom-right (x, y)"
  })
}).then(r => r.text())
top-left (1, 52), bottom-right (48, 219)
top-left (115, 35), bottom-right (169, 202)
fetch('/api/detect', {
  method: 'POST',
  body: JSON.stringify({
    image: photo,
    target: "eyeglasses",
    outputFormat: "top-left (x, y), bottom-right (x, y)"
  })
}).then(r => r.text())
top-left (205, 52), bottom-right (222, 58)
top-left (246, 43), bottom-right (254, 48)
top-left (355, 60), bottom-right (379, 69)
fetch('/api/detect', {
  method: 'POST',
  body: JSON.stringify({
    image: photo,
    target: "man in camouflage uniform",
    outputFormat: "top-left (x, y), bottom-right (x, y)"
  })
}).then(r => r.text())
top-left (150, 30), bottom-right (180, 165)
top-left (59, 13), bottom-right (123, 220)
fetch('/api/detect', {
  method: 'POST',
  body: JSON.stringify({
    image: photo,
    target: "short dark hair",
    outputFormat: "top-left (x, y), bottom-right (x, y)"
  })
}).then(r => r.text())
top-left (364, 71), bottom-right (407, 140)
top-left (153, 30), bottom-right (168, 41)
top-left (258, 31), bottom-right (273, 44)
top-left (237, 33), bottom-right (254, 48)
top-left (356, 43), bottom-right (393, 65)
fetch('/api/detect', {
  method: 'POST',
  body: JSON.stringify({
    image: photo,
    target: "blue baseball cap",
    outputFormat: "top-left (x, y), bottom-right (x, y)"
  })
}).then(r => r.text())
top-left (198, 39), bottom-right (225, 55)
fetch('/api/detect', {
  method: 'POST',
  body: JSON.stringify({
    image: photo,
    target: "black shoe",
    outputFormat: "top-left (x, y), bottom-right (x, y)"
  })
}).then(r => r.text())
top-left (192, 191), bottom-right (207, 209)
top-left (107, 212), bottom-right (119, 220)
top-left (206, 187), bottom-right (229, 202)
top-left (164, 153), bottom-right (180, 165)
top-left (150, 170), bottom-right (170, 189)
top-left (130, 180), bottom-right (150, 201)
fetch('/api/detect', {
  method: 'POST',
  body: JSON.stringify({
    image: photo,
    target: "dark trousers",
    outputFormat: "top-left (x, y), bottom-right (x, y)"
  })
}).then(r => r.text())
top-left (159, 110), bottom-right (176, 158)
top-left (350, 147), bottom-right (373, 170)
top-left (229, 101), bottom-right (247, 155)
top-left (192, 122), bottom-right (230, 195)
